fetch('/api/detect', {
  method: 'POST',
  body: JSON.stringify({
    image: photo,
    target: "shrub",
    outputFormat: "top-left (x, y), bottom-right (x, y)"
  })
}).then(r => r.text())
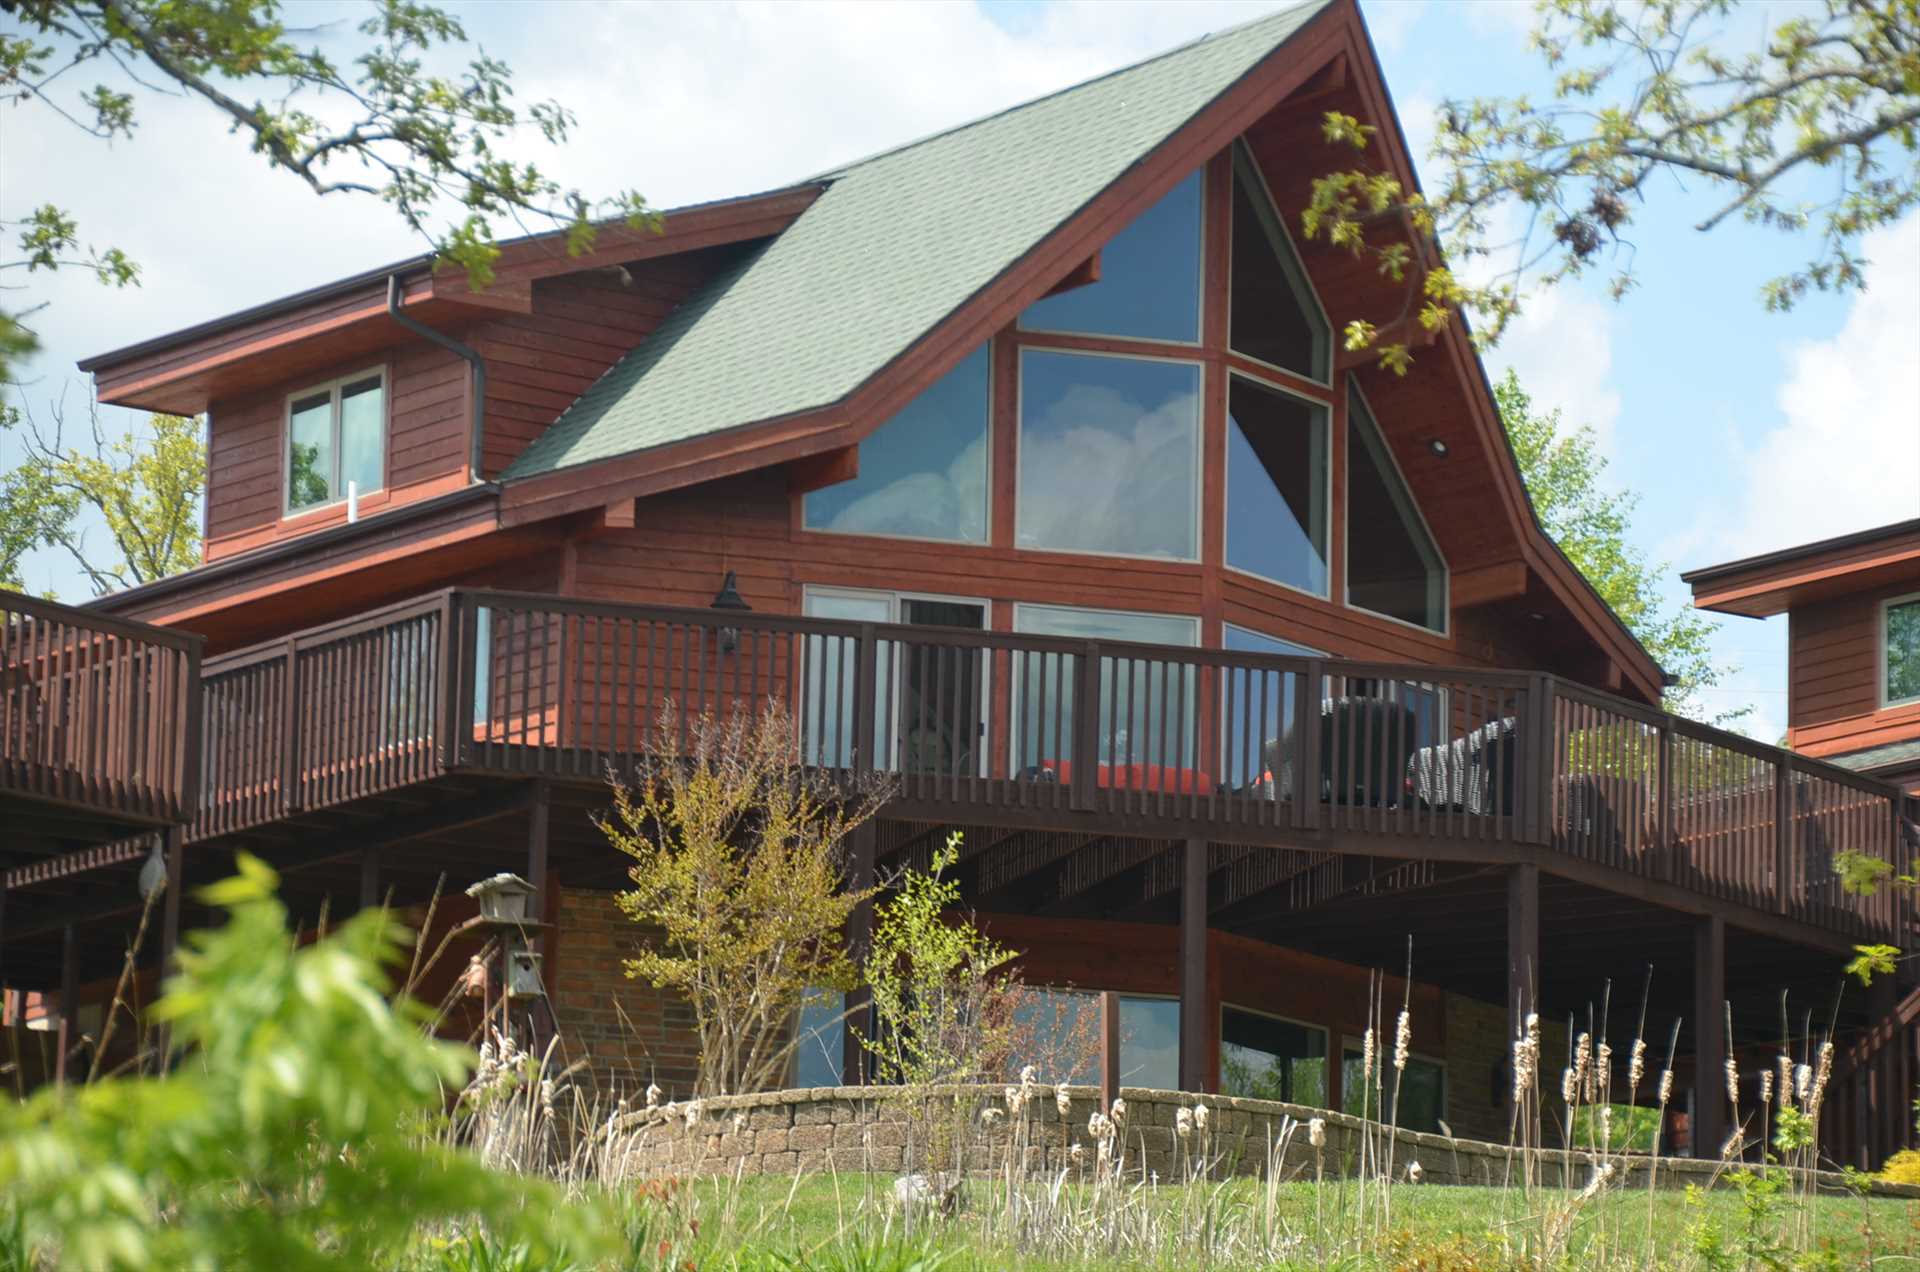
top-left (1880, 1149), bottom-right (1920, 1186)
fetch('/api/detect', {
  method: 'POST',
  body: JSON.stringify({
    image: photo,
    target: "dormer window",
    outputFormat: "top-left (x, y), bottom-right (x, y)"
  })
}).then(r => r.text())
top-left (286, 368), bottom-right (385, 514)
top-left (1885, 593), bottom-right (1920, 708)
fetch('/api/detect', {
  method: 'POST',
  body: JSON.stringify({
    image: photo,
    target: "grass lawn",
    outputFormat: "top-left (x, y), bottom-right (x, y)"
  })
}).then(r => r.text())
top-left (637, 1172), bottom-right (1920, 1270)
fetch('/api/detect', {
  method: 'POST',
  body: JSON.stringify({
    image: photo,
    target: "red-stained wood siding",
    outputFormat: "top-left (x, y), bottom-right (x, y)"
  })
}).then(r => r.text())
top-left (473, 255), bottom-right (720, 480)
top-left (1789, 583), bottom-right (1920, 758)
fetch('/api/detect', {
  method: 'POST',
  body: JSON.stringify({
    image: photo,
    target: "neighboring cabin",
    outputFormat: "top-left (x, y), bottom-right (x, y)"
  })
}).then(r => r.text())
top-left (2, 0), bottom-right (1916, 1170)
top-left (1686, 519), bottom-right (1920, 795)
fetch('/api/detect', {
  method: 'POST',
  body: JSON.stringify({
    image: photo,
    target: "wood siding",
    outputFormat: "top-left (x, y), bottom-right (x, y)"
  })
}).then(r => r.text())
top-left (1790, 582), bottom-right (1920, 757)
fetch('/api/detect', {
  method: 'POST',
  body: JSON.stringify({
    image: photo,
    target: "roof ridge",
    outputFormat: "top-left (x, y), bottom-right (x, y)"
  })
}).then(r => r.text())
top-left (802, 0), bottom-right (1324, 183)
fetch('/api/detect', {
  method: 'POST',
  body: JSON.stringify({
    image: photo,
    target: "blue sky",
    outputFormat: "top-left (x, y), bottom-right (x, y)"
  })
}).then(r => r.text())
top-left (4, 0), bottom-right (1915, 742)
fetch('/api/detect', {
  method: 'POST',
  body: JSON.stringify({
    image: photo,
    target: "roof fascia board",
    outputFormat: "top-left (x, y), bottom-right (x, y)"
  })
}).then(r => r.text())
top-left (499, 2), bottom-right (1352, 526)
top-left (82, 185), bottom-right (825, 407)
top-left (1684, 519), bottom-right (1920, 616)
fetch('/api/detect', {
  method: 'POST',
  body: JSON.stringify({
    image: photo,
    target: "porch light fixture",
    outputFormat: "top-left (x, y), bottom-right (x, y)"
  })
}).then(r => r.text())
top-left (1427, 438), bottom-right (1449, 458)
top-left (710, 570), bottom-right (752, 654)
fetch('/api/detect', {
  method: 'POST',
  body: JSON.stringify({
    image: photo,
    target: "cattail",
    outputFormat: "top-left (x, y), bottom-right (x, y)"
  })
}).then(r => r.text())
top-left (1809, 1041), bottom-right (1835, 1115)
top-left (1760, 1070), bottom-right (1774, 1104)
top-left (1657, 1069), bottom-right (1674, 1106)
top-left (1021, 1064), bottom-right (1038, 1088)
top-left (1176, 1108), bottom-right (1193, 1139)
top-left (1056, 1083), bottom-right (1072, 1118)
top-left (1110, 1098), bottom-right (1126, 1125)
top-left (1719, 1128), bottom-right (1743, 1160)
top-left (1794, 1062), bottom-right (1812, 1107)
top-left (1070, 1142), bottom-right (1086, 1166)
top-left (1725, 1056), bottom-right (1740, 1106)
top-left (539, 1078), bottom-right (555, 1116)
top-left (1394, 1010), bottom-right (1411, 1072)
top-left (1362, 1028), bottom-right (1377, 1082)
top-left (982, 1106), bottom-right (1004, 1126)
top-left (1574, 1033), bottom-right (1593, 1100)
top-left (1627, 1038), bottom-right (1646, 1091)
top-left (1193, 1102), bottom-right (1210, 1132)
top-left (645, 1082), bottom-right (662, 1110)
top-left (684, 1099), bottom-right (703, 1129)
top-left (1776, 1055), bottom-right (1794, 1111)
top-left (1579, 1161), bottom-right (1616, 1201)
top-left (1308, 1117), bottom-right (1327, 1148)
top-left (1097, 1135), bottom-right (1113, 1164)
top-left (1406, 1160), bottom-right (1424, 1183)
top-left (1512, 1036), bottom-right (1536, 1101)
top-left (732, 1111), bottom-right (747, 1134)
top-left (1004, 1084), bottom-right (1022, 1115)
top-left (1596, 1042), bottom-right (1612, 1097)
top-left (1561, 1066), bottom-right (1578, 1106)
top-left (1599, 1103), bottom-right (1613, 1146)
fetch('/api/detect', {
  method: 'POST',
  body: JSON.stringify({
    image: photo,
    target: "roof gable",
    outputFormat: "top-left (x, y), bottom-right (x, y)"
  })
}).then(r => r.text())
top-left (502, 0), bottom-right (1334, 481)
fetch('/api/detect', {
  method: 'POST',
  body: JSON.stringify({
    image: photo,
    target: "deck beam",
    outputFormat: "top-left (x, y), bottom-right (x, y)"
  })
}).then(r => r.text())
top-left (1179, 838), bottom-right (1210, 1093)
top-left (1692, 914), bottom-right (1727, 1159)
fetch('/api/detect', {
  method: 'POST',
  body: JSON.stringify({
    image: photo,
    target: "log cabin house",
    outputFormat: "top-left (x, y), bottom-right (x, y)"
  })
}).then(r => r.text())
top-left (4, 0), bottom-right (1918, 1165)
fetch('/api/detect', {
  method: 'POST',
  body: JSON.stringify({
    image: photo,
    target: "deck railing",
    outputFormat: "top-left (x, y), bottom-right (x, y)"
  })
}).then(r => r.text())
top-left (1, 590), bottom-right (203, 825)
top-left (188, 589), bottom-right (1916, 942)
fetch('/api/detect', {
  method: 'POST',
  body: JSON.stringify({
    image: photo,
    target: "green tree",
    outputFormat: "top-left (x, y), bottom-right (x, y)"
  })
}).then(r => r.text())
top-left (1305, 0), bottom-right (1919, 370)
top-left (1495, 368), bottom-right (1731, 719)
top-left (603, 703), bottom-right (888, 1097)
top-left (1, 397), bottom-right (203, 595)
top-left (1, 0), bottom-right (656, 383)
top-left (0, 853), bottom-right (616, 1268)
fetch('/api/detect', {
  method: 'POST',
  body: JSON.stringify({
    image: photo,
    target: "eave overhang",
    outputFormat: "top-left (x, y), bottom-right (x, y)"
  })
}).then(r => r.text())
top-left (1684, 518), bottom-right (1920, 618)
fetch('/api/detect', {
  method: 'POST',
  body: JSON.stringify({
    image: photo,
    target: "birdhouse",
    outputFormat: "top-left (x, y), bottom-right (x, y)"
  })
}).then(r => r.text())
top-left (506, 949), bottom-right (545, 999)
top-left (465, 872), bottom-right (536, 922)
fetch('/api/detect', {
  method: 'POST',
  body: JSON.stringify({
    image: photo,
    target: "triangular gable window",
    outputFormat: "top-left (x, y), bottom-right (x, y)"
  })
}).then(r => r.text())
top-left (1346, 381), bottom-right (1445, 631)
top-left (1230, 143), bottom-right (1330, 382)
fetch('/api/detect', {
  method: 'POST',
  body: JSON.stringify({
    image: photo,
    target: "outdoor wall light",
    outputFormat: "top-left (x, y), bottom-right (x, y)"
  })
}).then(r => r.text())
top-left (710, 570), bottom-right (752, 655)
top-left (1427, 438), bottom-right (1450, 458)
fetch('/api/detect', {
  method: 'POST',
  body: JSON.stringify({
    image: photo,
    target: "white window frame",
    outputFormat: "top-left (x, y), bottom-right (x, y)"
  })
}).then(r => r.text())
top-left (801, 345), bottom-right (994, 546)
top-left (1221, 367), bottom-right (1335, 601)
top-left (1014, 346), bottom-right (1206, 564)
top-left (283, 364), bottom-right (388, 516)
top-left (1219, 1001), bottom-right (1332, 1103)
top-left (1342, 377), bottom-right (1450, 637)
top-left (1880, 590), bottom-right (1920, 709)
top-left (800, 584), bottom-right (994, 775)
top-left (1226, 140), bottom-right (1335, 387)
top-left (1016, 168), bottom-right (1208, 349)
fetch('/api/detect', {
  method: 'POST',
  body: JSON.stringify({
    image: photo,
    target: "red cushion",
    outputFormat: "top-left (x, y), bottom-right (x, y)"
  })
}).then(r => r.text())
top-left (1040, 760), bottom-right (1215, 793)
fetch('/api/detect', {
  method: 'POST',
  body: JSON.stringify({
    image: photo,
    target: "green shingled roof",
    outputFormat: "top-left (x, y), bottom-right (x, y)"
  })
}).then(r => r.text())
top-left (502, 0), bottom-right (1332, 482)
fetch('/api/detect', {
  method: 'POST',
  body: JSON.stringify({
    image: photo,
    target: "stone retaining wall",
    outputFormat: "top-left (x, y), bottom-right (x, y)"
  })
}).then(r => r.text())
top-left (609, 1084), bottom-right (1920, 1198)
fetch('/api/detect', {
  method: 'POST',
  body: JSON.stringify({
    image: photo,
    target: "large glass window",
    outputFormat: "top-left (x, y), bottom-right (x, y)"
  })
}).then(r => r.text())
top-left (286, 368), bottom-right (384, 513)
top-left (1014, 604), bottom-right (1198, 773)
top-left (1220, 1007), bottom-right (1328, 1105)
top-left (1006, 990), bottom-right (1179, 1089)
top-left (792, 987), bottom-right (846, 1087)
top-left (1886, 595), bottom-right (1920, 706)
top-left (1342, 1045), bottom-right (1444, 1133)
top-left (1017, 350), bottom-right (1201, 560)
top-left (1221, 624), bottom-right (1321, 792)
top-left (1020, 171), bottom-right (1203, 344)
top-left (804, 345), bottom-right (989, 542)
top-left (1225, 374), bottom-right (1329, 594)
top-left (1230, 145), bottom-right (1330, 380)
top-left (1346, 383), bottom-right (1445, 631)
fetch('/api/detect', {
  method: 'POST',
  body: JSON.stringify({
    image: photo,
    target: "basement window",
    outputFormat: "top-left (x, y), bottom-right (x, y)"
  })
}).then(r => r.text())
top-left (286, 367), bottom-right (385, 514)
top-left (1885, 594), bottom-right (1920, 707)
top-left (1221, 1006), bottom-right (1328, 1105)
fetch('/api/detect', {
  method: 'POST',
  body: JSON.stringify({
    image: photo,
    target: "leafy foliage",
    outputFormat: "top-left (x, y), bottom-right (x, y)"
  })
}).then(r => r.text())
top-left (858, 832), bottom-right (1019, 1090)
top-left (0, 398), bottom-right (202, 595)
top-left (1306, 0), bottom-right (1920, 368)
top-left (0, 853), bottom-right (615, 1269)
top-left (1, 0), bottom-right (656, 381)
top-left (1495, 369), bottom-right (1730, 718)
top-left (604, 703), bottom-right (887, 1096)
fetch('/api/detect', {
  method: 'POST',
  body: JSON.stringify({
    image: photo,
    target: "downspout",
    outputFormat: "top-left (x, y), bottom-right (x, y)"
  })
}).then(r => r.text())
top-left (386, 274), bottom-right (486, 483)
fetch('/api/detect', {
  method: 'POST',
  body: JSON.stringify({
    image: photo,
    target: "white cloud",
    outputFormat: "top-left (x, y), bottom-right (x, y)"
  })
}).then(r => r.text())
top-left (1485, 282), bottom-right (1624, 457)
top-left (1711, 217), bottom-right (1920, 559)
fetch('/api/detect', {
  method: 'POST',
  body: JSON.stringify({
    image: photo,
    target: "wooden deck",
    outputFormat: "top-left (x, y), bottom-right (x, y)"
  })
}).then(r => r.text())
top-left (1, 592), bottom-right (203, 865)
top-left (184, 588), bottom-right (1917, 948)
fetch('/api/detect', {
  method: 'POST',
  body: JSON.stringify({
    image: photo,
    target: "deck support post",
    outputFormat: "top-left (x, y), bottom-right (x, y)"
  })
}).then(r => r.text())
top-left (525, 782), bottom-right (553, 1050)
top-left (156, 828), bottom-right (185, 1064)
top-left (1179, 838), bottom-right (1210, 1093)
top-left (1692, 913), bottom-right (1727, 1159)
top-left (841, 822), bottom-right (877, 1086)
top-left (1506, 863), bottom-right (1540, 1113)
top-left (1099, 990), bottom-right (1121, 1115)
top-left (56, 923), bottom-right (78, 1087)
